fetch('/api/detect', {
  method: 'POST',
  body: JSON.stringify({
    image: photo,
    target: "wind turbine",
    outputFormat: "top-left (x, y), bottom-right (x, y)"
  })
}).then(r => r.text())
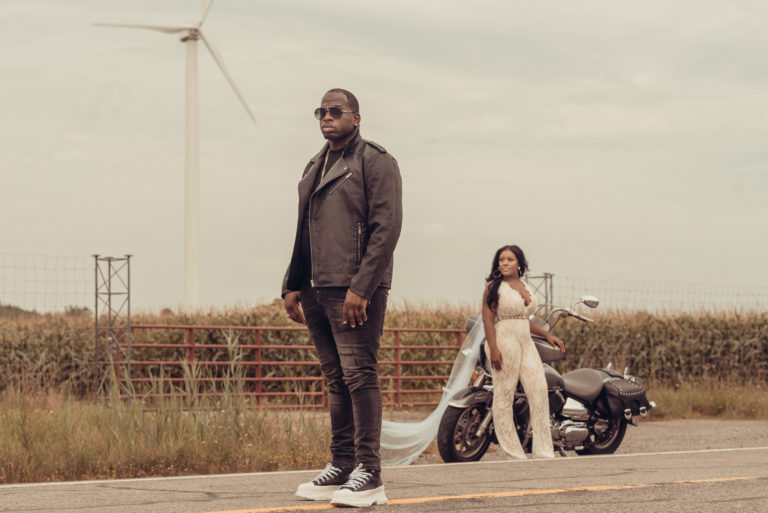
top-left (94, 0), bottom-right (255, 307)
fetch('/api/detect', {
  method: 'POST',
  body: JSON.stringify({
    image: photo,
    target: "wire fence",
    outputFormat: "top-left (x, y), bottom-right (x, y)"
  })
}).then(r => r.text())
top-left (0, 253), bottom-right (92, 313)
top-left (554, 275), bottom-right (768, 312)
top-left (1, 253), bottom-right (767, 313)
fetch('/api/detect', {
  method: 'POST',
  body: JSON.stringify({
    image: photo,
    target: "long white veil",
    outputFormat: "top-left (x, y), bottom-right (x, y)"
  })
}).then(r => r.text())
top-left (380, 315), bottom-right (486, 466)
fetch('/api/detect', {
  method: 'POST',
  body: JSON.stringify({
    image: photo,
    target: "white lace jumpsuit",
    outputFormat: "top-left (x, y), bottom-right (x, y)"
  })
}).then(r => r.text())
top-left (487, 281), bottom-right (555, 459)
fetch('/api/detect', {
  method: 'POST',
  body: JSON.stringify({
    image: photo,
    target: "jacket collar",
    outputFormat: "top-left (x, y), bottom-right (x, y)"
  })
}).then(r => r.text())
top-left (308, 126), bottom-right (362, 164)
top-left (302, 127), bottom-right (362, 193)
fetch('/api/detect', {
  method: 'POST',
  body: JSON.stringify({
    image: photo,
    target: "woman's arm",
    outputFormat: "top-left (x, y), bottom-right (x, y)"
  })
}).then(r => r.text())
top-left (482, 285), bottom-right (503, 371)
top-left (529, 321), bottom-right (565, 352)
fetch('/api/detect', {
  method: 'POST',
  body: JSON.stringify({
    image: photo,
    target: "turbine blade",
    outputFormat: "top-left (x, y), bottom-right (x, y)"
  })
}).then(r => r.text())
top-left (198, 0), bottom-right (215, 27)
top-left (92, 22), bottom-right (188, 34)
top-left (199, 31), bottom-right (256, 124)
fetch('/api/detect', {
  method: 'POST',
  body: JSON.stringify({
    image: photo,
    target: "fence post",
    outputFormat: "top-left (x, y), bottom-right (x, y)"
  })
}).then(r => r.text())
top-left (254, 329), bottom-right (262, 406)
top-left (114, 338), bottom-right (122, 397)
top-left (394, 331), bottom-right (401, 407)
top-left (187, 327), bottom-right (196, 405)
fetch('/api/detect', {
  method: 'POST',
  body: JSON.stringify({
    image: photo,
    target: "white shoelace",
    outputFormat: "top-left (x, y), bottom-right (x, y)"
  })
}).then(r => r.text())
top-left (343, 465), bottom-right (372, 490)
top-left (314, 463), bottom-right (342, 485)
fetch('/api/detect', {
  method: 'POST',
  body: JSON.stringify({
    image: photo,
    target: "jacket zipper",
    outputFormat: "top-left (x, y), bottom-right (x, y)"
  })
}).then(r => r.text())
top-left (328, 170), bottom-right (353, 195)
top-left (308, 195), bottom-right (315, 287)
top-left (308, 148), bottom-right (349, 287)
top-left (309, 171), bottom-right (350, 287)
top-left (357, 222), bottom-right (362, 265)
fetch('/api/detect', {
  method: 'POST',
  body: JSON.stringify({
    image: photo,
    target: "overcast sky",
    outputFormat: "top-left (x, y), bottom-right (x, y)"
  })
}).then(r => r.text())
top-left (2, 0), bottom-right (767, 311)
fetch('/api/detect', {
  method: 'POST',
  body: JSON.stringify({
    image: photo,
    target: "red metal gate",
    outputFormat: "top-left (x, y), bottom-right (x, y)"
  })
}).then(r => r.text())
top-left (116, 324), bottom-right (466, 408)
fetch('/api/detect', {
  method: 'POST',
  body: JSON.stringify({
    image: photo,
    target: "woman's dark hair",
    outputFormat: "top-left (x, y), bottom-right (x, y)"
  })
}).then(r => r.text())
top-left (485, 245), bottom-right (528, 312)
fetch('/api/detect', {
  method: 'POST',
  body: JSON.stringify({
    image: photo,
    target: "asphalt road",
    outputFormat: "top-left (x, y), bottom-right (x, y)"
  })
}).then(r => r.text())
top-left (2, 420), bottom-right (768, 513)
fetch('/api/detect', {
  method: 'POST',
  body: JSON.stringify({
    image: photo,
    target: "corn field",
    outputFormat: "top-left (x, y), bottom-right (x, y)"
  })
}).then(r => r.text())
top-left (1, 303), bottom-right (767, 398)
top-left (554, 311), bottom-right (768, 385)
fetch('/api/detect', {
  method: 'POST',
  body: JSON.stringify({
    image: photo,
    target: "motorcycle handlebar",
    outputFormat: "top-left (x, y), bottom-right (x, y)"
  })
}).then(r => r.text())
top-left (548, 307), bottom-right (593, 323)
top-left (570, 311), bottom-right (593, 322)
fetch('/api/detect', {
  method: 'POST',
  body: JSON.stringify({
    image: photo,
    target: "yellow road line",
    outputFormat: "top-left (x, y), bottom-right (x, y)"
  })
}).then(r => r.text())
top-left (203, 476), bottom-right (760, 513)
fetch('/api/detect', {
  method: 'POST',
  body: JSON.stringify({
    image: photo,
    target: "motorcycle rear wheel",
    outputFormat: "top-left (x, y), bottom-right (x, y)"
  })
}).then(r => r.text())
top-left (575, 416), bottom-right (627, 455)
top-left (437, 405), bottom-right (493, 462)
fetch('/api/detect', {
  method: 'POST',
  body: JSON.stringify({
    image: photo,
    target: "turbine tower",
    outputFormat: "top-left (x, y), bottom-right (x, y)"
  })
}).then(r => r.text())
top-left (94, 0), bottom-right (255, 307)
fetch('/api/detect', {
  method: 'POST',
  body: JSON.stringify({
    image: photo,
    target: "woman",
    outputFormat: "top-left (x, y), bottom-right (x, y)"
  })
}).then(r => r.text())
top-left (482, 245), bottom-right (564, 459)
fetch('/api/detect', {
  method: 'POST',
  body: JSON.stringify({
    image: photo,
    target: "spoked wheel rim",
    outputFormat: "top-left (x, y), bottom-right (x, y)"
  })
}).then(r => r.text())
top-left (592, 417), bottom-right (622, 449)
top-left (452, 405), bottom-right (490, 459)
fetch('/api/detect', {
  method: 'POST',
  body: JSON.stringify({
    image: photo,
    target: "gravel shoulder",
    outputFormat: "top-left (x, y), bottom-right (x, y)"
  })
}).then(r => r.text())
top-left (382, 413), bottom-right (768, 465)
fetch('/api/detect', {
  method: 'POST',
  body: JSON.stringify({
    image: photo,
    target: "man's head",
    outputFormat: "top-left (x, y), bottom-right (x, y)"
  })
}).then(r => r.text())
top-left (316, 89), bottom-right (361, 147)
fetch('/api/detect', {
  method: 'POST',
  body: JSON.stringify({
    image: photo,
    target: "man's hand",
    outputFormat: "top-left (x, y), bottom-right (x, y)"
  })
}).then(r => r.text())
top-left (342, 289), bottom-right (368, 328)
top-left (284, 291), bottom-right (305, 325)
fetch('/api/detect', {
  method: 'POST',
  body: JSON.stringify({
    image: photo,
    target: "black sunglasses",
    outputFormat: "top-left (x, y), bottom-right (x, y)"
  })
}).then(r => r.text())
top-left (314, 106), bottom-right (355, 120)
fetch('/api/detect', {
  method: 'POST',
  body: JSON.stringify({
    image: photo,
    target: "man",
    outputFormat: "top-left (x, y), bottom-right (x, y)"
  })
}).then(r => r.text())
top-left (282, 88), bottom-right (402, 508)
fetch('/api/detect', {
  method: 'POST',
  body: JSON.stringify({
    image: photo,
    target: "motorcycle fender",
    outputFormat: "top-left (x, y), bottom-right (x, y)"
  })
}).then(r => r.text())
top-left (447, 387), bottom-right (493, 408)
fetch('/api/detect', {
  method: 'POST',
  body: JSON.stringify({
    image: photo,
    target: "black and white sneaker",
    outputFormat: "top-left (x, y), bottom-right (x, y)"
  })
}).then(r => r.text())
top-left (296, 463), bottom-right (353, 501)
top-left (330, 463), bottom-right (387, 507)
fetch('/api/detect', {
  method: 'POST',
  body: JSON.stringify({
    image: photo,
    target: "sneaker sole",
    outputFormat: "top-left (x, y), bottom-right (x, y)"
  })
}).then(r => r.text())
top-left (330, 487), bottom-right (387, 508)
top-left (295, 483), bottom-right (341, 501)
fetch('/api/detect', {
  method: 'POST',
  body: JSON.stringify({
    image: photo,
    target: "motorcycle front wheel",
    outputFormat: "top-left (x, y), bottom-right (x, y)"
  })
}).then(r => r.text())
top-left (575, 415), bottom-right (627, 455)
top-left (437, 404), bottom-right (493, 462)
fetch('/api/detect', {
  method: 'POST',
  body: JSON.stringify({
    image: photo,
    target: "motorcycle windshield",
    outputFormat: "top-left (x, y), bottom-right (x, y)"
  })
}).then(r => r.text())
top-left (380, 314), bottom-right (487, 465)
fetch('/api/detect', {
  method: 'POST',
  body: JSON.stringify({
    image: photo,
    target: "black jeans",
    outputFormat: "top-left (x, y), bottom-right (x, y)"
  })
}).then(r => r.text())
top-left (301, 285), bottom-right (388, 471)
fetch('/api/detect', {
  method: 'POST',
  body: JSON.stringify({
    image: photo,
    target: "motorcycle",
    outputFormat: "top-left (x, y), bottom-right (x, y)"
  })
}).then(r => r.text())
top-left (437, 295), bottom-right (655, 462)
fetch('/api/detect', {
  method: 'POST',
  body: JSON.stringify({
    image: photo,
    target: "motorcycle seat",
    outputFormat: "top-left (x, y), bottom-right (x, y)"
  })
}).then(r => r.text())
top-left (562, 368), bottom-right (605, 403)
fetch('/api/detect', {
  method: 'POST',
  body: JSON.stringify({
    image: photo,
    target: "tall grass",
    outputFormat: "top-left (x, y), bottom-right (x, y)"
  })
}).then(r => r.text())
top-left (0, 379), bottom-right (331, 484)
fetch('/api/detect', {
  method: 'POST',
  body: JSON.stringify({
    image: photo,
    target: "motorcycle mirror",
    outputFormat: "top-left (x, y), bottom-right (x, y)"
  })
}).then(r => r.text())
top-left (581, 295), bottom-right (599, 308)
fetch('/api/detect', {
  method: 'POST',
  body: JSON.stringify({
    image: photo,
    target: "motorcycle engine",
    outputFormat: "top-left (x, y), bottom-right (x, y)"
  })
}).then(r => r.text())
top-left (553, 420), bottom-right (589, 446)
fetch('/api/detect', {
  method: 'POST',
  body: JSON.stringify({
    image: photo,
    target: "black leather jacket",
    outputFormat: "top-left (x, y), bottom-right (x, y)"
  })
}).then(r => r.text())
top-left (282, 129), bottom-right (403, 299)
